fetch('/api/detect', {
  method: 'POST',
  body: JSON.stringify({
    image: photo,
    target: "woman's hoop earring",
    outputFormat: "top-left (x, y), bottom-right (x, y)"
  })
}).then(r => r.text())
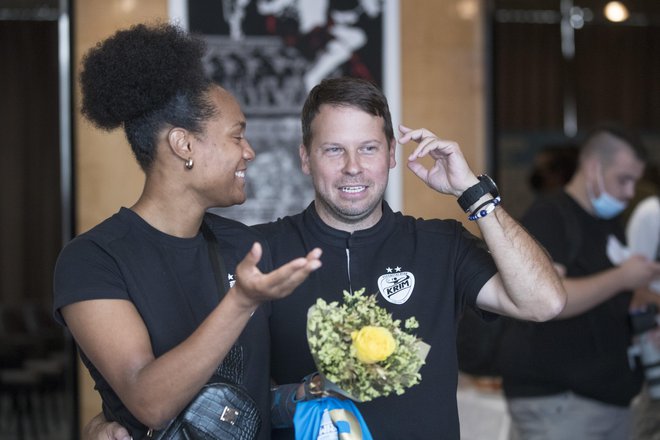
top-left (185, 158), bottom-right (194, 170)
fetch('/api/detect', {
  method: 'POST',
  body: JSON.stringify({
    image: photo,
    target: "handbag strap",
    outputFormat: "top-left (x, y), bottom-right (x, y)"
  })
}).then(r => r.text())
top-left (200, 219), bottom-right (230, 299)
top-left (144, 220), bottom-right (241, 438)
top-left (200, 221), bottom-right (246, 385)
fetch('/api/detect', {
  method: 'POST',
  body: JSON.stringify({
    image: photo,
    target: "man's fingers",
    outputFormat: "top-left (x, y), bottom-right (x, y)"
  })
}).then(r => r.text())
top-left (407, 161), bottom-right (428, 182)
top-left (398, 125), bottom-right (433, 144)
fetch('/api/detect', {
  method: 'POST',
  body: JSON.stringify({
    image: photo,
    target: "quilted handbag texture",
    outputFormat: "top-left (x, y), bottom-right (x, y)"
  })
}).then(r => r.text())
top-left (144, 382), bottom-right (261, 440)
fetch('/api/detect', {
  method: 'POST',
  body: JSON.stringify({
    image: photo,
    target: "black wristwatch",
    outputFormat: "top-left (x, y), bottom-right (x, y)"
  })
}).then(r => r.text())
top-left (457, 174), bottom-right (499, 212)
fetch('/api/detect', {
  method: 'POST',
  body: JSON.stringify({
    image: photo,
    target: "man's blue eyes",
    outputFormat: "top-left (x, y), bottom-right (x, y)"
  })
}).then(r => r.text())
top-left (325, 146), bottom-right (378, 153)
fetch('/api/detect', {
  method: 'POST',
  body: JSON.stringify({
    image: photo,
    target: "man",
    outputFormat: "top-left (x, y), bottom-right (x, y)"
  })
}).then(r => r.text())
top-left (260, 77), bottom-right (565, 439)
top-left (499, 126), bottom-right (660, 440)
top-left (86, 77), bottom-right (565, 440)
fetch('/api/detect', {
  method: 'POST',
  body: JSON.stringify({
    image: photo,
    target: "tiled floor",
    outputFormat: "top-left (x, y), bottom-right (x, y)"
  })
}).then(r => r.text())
top-left (457, 376), bottom-right (511, 440)
top-left (458, 376), bottom-right (660, 440)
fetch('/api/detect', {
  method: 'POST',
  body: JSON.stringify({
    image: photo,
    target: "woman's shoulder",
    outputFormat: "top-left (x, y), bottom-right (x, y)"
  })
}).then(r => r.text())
top-left (62, 209), bottom-right (131, 252)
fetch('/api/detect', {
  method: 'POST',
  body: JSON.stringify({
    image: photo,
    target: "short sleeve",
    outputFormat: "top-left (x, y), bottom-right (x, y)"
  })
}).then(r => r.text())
top-left (53, 237), bottom-right (128, 326)
top-left (521, 198), bottom-right (573, 266)
top-left (454, 224), bottom-right (498, 311)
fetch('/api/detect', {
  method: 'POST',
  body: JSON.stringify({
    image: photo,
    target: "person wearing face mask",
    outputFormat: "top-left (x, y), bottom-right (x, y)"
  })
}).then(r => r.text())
top-left (498, 125), bottom-right (660, 440)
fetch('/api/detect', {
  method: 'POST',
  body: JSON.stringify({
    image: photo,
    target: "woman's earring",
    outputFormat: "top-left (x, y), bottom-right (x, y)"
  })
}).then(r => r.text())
top-left (185, 158), bottom-right (194, 170)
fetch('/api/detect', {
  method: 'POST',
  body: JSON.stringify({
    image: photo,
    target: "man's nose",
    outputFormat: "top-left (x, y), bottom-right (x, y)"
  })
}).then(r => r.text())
top-left (342, 152), bottom-right (362, 174)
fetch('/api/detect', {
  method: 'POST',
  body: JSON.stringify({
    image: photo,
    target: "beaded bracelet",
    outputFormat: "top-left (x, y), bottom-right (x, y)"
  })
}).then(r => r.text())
top-left (468, 196), bottom-right (501, 221)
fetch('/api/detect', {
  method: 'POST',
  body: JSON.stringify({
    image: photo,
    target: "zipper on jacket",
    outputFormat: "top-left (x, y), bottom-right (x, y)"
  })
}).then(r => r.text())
top-left (345, 247), bottom-right (352, 293)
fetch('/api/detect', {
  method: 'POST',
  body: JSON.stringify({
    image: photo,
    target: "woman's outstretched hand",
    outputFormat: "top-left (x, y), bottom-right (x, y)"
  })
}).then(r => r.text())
top-left (230, 244), bottom-right (323, 310)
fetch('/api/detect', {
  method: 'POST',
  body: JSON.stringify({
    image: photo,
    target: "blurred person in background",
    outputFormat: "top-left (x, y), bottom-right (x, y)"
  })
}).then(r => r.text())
top-left (500, 124), bottom-right (660, 440)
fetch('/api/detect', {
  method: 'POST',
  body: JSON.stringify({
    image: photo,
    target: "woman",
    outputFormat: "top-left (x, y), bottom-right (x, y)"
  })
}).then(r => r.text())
top-left (53, 23), bottom-right (321, 439)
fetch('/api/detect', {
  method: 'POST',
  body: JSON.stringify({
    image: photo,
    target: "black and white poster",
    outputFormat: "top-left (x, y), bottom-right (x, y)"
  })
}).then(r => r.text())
top-left (170, 0), bottom-right (400, 225)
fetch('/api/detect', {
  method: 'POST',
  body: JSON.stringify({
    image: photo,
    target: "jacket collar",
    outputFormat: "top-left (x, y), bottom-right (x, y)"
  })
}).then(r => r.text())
top-left (301, 201), bottom-right (396, 248)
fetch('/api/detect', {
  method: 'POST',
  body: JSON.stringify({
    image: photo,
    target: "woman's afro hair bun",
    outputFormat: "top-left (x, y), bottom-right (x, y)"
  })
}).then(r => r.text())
top-left (80, 23), bottom-right (208, 129)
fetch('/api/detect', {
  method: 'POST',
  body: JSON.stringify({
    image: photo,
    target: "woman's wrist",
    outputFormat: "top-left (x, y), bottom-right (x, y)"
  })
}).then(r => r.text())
top-left (224, 286), bottom-right (260, 315)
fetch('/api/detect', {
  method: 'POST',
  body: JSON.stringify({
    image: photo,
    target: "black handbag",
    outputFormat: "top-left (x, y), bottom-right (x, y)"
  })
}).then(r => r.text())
top-left (144, 381), bottom-right (261, 439)
top-left (143, 220), bottom-right (262, 439)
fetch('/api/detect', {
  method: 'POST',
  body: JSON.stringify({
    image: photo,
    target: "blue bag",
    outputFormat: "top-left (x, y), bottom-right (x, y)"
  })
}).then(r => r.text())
top-left (293, 397), bottom-right (373, 440)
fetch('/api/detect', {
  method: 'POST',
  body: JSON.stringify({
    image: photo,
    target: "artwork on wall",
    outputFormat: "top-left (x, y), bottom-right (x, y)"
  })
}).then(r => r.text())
top-left (171, 0), bottom-right (400, 225)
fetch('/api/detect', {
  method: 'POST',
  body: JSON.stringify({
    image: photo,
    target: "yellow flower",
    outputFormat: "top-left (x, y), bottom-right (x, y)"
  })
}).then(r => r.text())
top-left (351, 326), bottom-right (396, 364)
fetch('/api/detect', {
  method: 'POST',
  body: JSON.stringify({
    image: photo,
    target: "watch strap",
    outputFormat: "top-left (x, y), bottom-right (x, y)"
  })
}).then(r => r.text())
top-left (457, 175), bottom-right (498, 212)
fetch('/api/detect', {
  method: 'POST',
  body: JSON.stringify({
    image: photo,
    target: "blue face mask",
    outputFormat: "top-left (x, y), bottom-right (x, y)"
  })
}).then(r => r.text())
top-left (590, 191), bottom-right (626, 219)
top-left (588, 167), bottom-right (627, 219)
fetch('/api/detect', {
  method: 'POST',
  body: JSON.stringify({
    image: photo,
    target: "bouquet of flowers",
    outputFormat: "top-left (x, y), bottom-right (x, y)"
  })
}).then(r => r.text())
top-left (306, 288), bottom-right (429, 402)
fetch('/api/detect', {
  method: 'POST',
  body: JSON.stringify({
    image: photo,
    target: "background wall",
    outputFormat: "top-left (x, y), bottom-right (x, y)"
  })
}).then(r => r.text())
top-left (73, 0), bottom-right (487, 432)
top-left (73, 0), bottom-right (168, 428)
top-left (401, 0), bottom-right (487, 226)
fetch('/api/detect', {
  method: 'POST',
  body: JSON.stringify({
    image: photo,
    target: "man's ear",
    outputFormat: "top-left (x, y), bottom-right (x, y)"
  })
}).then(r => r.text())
top-left (299, 144), bottom-right (311, 175)
top-left (168, 127), bottom-right (192, 161)
top-left (583, 155), bottom-right (600, 181)
top-left (388, 139), bottom-right (397, 169)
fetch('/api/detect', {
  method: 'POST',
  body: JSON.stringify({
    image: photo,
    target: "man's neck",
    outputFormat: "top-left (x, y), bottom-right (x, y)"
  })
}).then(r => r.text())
top-left (565, 175), bottom-right (594, 215)
top-left (313, 201), bottom-right (384, 234)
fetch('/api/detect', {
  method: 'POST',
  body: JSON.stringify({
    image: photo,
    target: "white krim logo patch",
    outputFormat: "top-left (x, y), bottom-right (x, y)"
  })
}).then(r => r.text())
top-left (378, 266), bottom-right (415, 304)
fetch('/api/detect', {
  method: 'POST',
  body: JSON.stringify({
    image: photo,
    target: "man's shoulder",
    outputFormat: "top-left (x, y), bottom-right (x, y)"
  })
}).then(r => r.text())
top-left (394, 210), bottom-right (464, 236)
top-left (528, 190), bottom-right (572, 209)
top-left (522, 191), bottom-right (577, 221)
top-left (204, 212), bottom-right (261, 237)
top-left (253, 211), bottom-right (305, 238)
top-left (203, 212), bottom-right (269, 256)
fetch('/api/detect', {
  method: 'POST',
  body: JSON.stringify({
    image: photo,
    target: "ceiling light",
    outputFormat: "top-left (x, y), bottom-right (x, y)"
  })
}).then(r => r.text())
top-left (604, 1), bottom-right (629, 22)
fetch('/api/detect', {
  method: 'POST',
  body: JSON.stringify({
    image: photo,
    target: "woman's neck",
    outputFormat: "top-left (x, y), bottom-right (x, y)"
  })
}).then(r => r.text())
top-left (131, 183), bottom-right (206, 238)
